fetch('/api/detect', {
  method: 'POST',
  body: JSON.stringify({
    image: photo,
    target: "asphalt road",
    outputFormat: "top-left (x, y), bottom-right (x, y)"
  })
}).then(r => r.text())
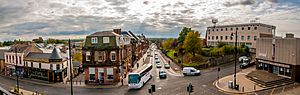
top-left (0, 47), bottom-right (242, 95)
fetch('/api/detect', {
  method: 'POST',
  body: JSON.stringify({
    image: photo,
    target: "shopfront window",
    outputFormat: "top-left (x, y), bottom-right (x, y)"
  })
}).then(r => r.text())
top-left (89, 67), bottom-right (95, 81)
top-left (107, 68), bottom-right (114, 80)
top-left (279, 67), bottom-right (284, 75)
top-left (286, 68), bottom-right (291, 77)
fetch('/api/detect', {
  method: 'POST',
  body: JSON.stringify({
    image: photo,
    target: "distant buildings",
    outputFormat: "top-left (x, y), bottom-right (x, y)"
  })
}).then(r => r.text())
top-left (256, 33), bottom-right (300, 82)
top-left (206, 23), bottom-right (276, 52)
top-left (82, 29), bottom-right (149, 85)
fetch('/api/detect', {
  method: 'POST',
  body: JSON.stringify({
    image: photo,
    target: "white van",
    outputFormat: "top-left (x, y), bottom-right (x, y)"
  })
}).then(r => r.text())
top-left (183, 67), bottom-right (201, 76)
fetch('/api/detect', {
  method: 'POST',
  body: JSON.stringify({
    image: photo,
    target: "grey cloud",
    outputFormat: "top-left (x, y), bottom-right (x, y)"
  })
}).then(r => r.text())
top-left (267, 0), bottom-right (278, 3)
top-left (223, 0), bottom-right (255, 7)
top-left (13, 22), bottom-right (50, 30)
top-left (49, 3), bottom-right (67, 9)
top-left (105, 0), bottom-right (128, 6)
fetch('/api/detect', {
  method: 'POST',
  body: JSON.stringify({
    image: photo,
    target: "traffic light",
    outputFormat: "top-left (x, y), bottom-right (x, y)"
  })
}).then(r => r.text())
top-left (190, 84), bottom-right (194, 92)
top-left (151, 85), bottom-right (156, 92)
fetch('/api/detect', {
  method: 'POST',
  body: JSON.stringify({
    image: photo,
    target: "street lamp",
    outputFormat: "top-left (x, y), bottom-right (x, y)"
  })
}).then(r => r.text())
top-left (230, 28), bottom-right (238, 88)
top-left (15, 47), bottom-right (19, 93)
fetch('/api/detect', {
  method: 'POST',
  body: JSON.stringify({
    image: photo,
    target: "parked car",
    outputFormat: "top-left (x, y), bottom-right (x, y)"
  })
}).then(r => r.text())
top-left (156, 63), bottom-right (162, 68)
top-left (183, 67), bottom-right (200, 76)
top-left (159, 70), bottom-right (167, 79)
top-left (164, 64), bottom-right (170, 69)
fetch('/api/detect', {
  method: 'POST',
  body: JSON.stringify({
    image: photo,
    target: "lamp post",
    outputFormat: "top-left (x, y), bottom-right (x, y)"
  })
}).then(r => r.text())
top-left (231, 28), bottom-right (238, 88)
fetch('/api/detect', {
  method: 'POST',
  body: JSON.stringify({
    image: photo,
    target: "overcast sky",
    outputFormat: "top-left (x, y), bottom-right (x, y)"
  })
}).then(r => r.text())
top-left (0, 0), bottom-right (300, 41)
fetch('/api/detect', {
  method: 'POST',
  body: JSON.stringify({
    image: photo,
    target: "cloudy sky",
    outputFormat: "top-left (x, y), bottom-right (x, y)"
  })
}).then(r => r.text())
top-left (0, 0), bottom-right (300, 41)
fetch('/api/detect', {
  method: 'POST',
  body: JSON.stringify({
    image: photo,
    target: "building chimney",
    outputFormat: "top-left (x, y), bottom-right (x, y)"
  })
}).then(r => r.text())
top-left (113, 29), bottom-right (121, 35)
top-left (286, 33), bottom-right (294, 38)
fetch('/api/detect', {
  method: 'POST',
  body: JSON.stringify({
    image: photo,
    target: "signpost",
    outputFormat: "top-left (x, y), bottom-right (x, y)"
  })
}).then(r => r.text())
top-left (187, 83), bottom-right (194, 95)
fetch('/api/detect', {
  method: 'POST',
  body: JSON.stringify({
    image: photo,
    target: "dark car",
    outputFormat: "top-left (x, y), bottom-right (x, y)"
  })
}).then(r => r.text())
top-left (159, 70), bottom-right (167, 79)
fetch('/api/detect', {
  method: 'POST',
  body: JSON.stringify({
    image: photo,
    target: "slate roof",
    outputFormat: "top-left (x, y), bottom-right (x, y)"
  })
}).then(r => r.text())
top-left (88, 31), bottom-right (120, 36)
top-left (49, 48), bottom-right (62, 60)
top-left (26, 52), bottom-right (52, 59)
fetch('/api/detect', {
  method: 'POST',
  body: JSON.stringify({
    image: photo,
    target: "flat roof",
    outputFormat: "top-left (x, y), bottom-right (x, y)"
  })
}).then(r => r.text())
top-left (207, 23), bottom-right (276, 29)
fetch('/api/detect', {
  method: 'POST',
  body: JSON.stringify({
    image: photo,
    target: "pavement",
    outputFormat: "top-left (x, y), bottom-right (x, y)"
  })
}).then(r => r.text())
top-left (214, 66), bottom-right (268, 94)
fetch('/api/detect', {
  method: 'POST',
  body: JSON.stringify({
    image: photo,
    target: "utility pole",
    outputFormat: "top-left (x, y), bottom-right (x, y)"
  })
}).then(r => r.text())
top-left (68, 39), bottom-right (73, 95)
top-left (15, 47), bottom-right (19, 93)
top-left (234, 29), bottom-right (238, 88)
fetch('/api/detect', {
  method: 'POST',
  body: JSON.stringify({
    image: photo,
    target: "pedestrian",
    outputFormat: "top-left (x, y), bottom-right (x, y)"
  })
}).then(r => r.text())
top-left (121, 78), bottom-right (124, 86)
top-left (137, 63), bottom-right (139, 68)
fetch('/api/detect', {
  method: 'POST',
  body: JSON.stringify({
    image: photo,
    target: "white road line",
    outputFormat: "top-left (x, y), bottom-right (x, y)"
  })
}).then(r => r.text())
top-left (156, 51), bottom-right (183, 77)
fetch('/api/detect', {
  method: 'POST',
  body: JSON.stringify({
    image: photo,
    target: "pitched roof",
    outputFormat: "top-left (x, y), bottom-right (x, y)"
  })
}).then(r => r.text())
top-left (0, 49), bottom-right (8, 60)
top-left (26, 52), bottom-right (52, 59)
top-left (88, 31), bottom-right (120, 36)
top-left (127, 31), bottom-right (138, 40)
top-left (49, 48), bottom-right (62, 60)
top-left (9, 43), bottom-right (42, 53)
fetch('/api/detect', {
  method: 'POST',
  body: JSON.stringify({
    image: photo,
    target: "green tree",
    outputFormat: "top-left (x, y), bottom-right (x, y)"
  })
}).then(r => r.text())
top-left (73, 52), bottom-right (82, 62)
top-left (182, 31), bottom-right (203, 57)
top-left (33, 37), bottom-right (44, 43)
top-left (0, 42), bottom-right (3, 47)
top-left (162, 38), bottom-right (174, 50)
top-left (178, 27), bottom-right (192, 44)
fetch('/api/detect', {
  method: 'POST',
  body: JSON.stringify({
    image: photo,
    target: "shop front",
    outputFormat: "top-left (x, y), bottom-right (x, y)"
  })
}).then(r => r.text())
top-left (257, 60), bottom-right (292, 78)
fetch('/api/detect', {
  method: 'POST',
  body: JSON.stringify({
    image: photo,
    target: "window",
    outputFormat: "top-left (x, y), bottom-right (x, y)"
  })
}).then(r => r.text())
top-left (86, 52), bottom-right (91, 61)
top-left (19, 56), bottom-right (21, 64)
top-left (50, 64), bottom-right (53, 70)
top-left (107, 68), bottom-right (114, 80)
top-left (216, 36), bottom-right (218, 40)
top-left (39, 63), bottom-right (41, 68)
top-left (254, 36), bottom-right (257, 40)
top-left (254, 27), bottom-right (257, 30)
top-left (220, 36), bottom-right (223, 40)
top-left (216, 29), bottom-right (218, 31)
top-left (91, 37), bottom-right (98, 44)
top-left (242, 27), bottom-right (244, 30)
top-left (221, 28), bottom-right (223, 31)
top-left (241, 36), bottom-right (245, 40)
top-left (212, 29), bottom-right (214, 31)
top-left (248, 27), bottom-right (250, 30)
top-left (208, 29), bottom-right (210, 32)
top-left (226, 28), bottom-right (228, 31)
top-left (225, 36), bottom-right (228, 40)
top-left (247, 36), bottom-right (251, 40)
top-left (56, 64), bottom-right (60, 70)
top-left (231, 28), bottom-right (233, 31)
top-left (31, 62), bottom-right (33, 68)
top-left (98, 52), bottom-right (103, 62)
top-left (208, 36), bottom-right (210, 40)
top-left (236, 28), bottom-right (239, 30)
top-left (89, 67), bottom-right (96, 81)
top-left (103, 37), bottom-right (110, 43)
top-left (212, 36), bottom-right (214, 40)
top-left (111, 51), bottom-right (116, 61)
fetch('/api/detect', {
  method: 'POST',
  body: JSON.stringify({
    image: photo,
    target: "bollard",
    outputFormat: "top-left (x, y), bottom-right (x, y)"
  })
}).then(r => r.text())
top-left (80, 80), bottom-right (81, 85)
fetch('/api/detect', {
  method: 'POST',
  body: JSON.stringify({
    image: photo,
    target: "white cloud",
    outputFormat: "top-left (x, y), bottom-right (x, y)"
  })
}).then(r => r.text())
top-left (0, 0), bottom-right (299, 40)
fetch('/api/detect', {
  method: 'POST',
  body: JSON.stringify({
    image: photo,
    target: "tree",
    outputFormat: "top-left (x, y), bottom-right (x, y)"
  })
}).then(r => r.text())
top-left (182, 31), bottom-right (203, 57)
top-left (0, 42), bottom-right (2, 47)
top-left (162, 38), bottom-right (174, 50)
top-left (33, 37), bottom-right (44, 43)
top-left (178, 27), bottom-right (192, 44)
top-left (73, 52), bottom-right (82, 62)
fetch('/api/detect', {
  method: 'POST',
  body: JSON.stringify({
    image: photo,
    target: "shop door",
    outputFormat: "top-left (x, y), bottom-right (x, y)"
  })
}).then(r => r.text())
top-left (273, 66), bottom-right (279, 74)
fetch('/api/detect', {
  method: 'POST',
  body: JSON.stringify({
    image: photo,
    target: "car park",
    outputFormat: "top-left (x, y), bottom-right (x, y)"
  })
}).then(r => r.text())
top-left (183, 67), bottom-right (200, 76)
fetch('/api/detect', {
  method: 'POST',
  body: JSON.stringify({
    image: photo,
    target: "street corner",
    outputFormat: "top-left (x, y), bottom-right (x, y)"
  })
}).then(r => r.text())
top-left (214, 73), bottom-right (265, 94)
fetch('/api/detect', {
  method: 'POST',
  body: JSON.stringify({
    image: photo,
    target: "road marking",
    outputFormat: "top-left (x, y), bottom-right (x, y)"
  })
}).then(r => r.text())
top-left (158, 87), bottom-right (162, 90)
top-left (202, 85), bottom-right (207, 87)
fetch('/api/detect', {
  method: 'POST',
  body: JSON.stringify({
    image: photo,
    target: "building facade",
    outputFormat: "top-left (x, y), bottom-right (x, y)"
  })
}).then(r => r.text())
top-left (206, 23), bottom-right (275, 52)
top-left (256, 33), bottom-right (300, 82)
top-left (0, 49), bottom-right (8, 73)
top-left (23, 48), bottom-right (70, 82)
top-left (82, 29), bottom-right (132, 85)
top-left (4, 43), bottom-right (43, 77)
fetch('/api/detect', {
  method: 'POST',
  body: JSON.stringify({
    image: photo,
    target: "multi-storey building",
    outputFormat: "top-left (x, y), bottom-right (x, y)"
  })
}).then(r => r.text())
top-left (206, 23), bottom-right (276, 52)
top-left (82, 29), bottom-right (132, 85)
top-left (0, 49), bottom-right (8, 73)
top-left (4, 43), bottom-right (43, 76)
top-left (23, 48), bottom-right (70, 82)
top-left (256, 33), bottom-right (300, 82)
